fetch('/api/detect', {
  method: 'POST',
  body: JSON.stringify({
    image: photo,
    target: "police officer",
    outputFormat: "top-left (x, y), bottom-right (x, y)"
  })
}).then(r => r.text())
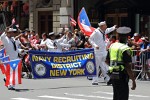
top-left (106, 27), bottom-right (136, 100)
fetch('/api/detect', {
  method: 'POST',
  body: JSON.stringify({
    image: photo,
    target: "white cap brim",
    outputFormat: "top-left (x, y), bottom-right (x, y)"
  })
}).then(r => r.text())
top-left (7, 28), bottom-right (17, 32)
top-left (49, 32), bottom-right (55, 35)
top-left (116, 27), bottom-right (131, 34)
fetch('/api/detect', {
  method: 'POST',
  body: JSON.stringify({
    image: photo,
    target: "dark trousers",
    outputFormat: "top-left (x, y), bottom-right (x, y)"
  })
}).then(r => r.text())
top-left (112, 79), bottom-right (129, 100)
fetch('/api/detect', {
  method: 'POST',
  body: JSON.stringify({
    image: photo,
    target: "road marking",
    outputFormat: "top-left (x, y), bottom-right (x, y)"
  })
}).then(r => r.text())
top-left (11, 98), bottom-right (39, 100)
top-left (94, 91), bottom-right (150, 98)
top-left (64, 93), bottom-right (112, 100)
top-left (38, 95), bottom-right (87, 100)
top-left (130, 94), bottom-right (150, 98)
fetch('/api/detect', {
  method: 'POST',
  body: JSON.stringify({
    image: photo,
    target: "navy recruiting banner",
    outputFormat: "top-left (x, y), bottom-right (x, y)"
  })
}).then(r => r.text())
top-left (29, 48), bottom-right (96, 79)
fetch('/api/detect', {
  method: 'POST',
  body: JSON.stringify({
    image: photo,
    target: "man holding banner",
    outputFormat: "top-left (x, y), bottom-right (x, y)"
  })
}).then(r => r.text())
top-left (89, 21), bottom-right (117, 85)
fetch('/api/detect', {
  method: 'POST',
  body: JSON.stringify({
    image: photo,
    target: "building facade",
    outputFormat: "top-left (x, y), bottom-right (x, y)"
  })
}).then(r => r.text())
top-left (29, 0), bottom-right (74, 37)
top-left (0, 0), bottom-right (150, 38)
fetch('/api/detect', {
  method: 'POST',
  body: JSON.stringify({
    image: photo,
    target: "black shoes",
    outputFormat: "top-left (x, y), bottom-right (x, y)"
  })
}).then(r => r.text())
top-left (3, 78), bottom-right (6, 83)
top-left (8, 87), bottom-right (15, 90)
top-left (107, 79), bottom-right (112, 86)
top-left (92, 83), bottom-right (98, 85)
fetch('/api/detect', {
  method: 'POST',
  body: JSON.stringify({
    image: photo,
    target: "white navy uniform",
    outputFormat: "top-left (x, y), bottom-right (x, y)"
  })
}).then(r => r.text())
top-left (0, 31), bottom-right (19, 89)
top-left (0, 32), bottom-right (19, 60)
top-left (89, 25), bottom-right (116, 84)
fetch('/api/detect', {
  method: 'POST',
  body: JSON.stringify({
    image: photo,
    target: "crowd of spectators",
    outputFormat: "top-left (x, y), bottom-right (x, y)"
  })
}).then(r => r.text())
top-left (0, 26), bottom-right (150, 80)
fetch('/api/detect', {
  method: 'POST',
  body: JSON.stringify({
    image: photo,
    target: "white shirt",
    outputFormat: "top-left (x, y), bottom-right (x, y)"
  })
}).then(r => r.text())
top-left (89, 26), bottom-right (116, 53)
top-left (40, 38), bottom-right (55, 52)
top-left (0, 32), bottom-right (19, 60)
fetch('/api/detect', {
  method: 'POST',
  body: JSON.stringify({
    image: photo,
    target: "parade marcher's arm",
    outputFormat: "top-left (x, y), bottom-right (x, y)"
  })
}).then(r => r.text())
top-left (15, 33), bottom-right (22, 40)
top-left (60, 39), bottom-right (71, 48)
top-left (105, 25), bottom-right (117, 34)
top-left (0, 32), bottom-right (6, 39)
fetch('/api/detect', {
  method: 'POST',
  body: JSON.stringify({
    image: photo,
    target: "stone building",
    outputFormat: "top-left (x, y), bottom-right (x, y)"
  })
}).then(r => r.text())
top-left (0, 0), bottom-right (150, 38)
top-left (29, 0), bottom-right (74, 36)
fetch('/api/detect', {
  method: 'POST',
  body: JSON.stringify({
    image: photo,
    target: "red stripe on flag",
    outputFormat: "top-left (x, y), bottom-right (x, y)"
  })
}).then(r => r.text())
top-left (18, 61), bottom-right (22, 84)
top-left (0, 64), bottom-right (5, 74)
top-left (5, 64), bottom-right (10, 87)
top-left (70, 16), bottom-right (77, 26)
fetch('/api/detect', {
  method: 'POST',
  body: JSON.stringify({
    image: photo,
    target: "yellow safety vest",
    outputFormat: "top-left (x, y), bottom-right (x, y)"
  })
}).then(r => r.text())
top-left (109, 42), bottom-right (132, 73)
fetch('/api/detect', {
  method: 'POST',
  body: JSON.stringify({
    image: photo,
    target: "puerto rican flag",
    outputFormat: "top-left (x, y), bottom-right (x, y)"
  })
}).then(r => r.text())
top-left (3, 59), bottom-right (22, 86)
top-left (0, 56), bottom-right (10, 74)
top-left (70, 16), bottom-right (77, 26)
top-left (78, 7), bottom-right (95, 36)
top-left (0, 48), bottom-right (6, 58)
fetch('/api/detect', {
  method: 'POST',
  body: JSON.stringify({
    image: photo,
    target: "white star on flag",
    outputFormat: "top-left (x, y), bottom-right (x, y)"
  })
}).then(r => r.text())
top-left (13, 63), bottom-right (16, 67)
top-left (81, 19), bottom-right (86, 24)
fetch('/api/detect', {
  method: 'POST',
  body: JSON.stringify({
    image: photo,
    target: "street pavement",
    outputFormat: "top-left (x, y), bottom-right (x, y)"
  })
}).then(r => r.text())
top-left (0, 72), bottom-right (150, 100)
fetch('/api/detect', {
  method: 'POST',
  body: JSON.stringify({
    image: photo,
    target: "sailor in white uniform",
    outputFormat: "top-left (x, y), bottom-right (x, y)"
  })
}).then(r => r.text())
top-left (89, 21), bottom-right (117, 85)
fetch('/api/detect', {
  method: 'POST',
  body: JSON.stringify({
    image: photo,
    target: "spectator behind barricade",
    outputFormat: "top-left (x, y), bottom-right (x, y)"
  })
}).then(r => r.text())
top-left (76, 30), bottom-right (86, 49)
top-left (84, 36), bottom-right (92, 48)
top-left (106, 35), bottom-right (118, 50)
top-left (139, 37), bottom-right (150, 80)
top-left (30, 34), bottom-right (40, 50)
top-left (73, 29), bottom-right (79, 46)
top-left (53, 27), bottom-right (69, 52)
top-left (49, 32), bottom-right (56, 41)
top-left (20, 29), bottom-right (31, 48)
top-left (29, 30), bottom-right (36, 40)
top-left (37, 33), bottom-right (49, 51)
top-left (58, 27), bottom-right (69, 38)
top-left (131, 33), bottom-right (143, 50)
top-left (37, 32), bottom-right (55, 51)
top-left (24, 28), bottom-right (31, 39)
top-left (127, 36), bottom-right (133, 47)
top-left (47, 32), bottom-right (57, 52)
top-left (130, 33), bottom-right (143, 64)
top-left (61, 31), bottom-right (76, 51)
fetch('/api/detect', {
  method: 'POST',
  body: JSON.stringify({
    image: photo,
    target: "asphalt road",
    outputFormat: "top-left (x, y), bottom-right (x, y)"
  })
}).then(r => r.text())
top-left (0, 72), bottom-right (150, 100)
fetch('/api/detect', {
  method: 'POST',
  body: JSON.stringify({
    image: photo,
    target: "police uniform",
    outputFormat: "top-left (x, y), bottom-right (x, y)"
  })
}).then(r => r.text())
top-left (107, 27), bottom-right (136, 100)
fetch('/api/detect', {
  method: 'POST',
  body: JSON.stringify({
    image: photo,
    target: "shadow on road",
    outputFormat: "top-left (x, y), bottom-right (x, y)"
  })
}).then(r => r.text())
top-left (15, 89), bottom-right (34, 92)
top-left (35, 85), bottom-right (99, 91)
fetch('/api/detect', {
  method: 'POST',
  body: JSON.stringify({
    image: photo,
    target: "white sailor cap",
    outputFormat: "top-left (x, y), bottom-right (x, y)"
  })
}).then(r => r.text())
top-left (49, 32), bottom-right (55, 35)
top-left (7, 28), bottom-right (17, 32)
top-left (133, 33), bottom-right (140, 37)
top-left (98, 21), bottom-right (106, 26)
top-left (116, 27), bottom-right (131, 34)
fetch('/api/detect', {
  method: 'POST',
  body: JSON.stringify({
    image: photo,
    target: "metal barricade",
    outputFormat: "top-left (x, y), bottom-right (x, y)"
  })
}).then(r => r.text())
top-left (131, 50), bottom-right (150, 80)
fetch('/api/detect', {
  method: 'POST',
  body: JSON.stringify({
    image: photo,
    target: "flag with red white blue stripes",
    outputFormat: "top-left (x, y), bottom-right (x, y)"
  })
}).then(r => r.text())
top-left (78, 7), bottom-right (95, 36)
top-left (70, 16), bottom-right (77, 26)
top-left (0, 48), bottom-right (6, 58)
top-left (3, 59), bottom-right (22, 86)
top-left (0, 56), bottom-right (10, 74)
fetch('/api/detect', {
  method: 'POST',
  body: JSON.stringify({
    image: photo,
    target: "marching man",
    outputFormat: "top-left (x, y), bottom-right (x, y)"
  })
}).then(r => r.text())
top-left (89, 21), bottom-right (117, 85)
